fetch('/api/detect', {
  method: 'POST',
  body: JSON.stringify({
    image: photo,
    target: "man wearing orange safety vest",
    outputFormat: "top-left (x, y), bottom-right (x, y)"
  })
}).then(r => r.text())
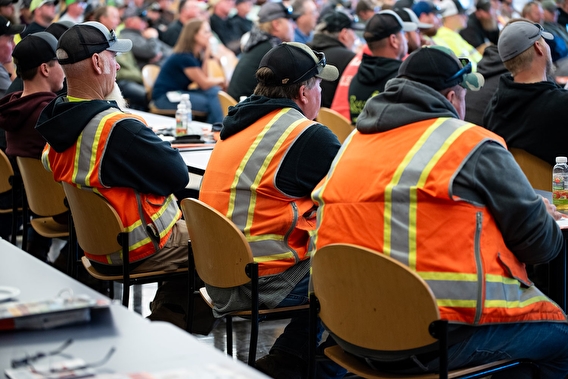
top-left (313, 45), bottom-right (568, 378)
top-left (36, 22), bottom-right (190, 319)
top-left (200, 42), bottom-right (344, 378)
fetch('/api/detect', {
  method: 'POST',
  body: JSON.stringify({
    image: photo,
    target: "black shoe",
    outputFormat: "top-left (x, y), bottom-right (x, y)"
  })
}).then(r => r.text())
top-left (255, 350), bottom-right (306, 379)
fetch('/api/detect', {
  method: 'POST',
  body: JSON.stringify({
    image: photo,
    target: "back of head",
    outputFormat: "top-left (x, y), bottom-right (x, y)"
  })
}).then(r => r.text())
top-left (45, 20), bottom-right (74, 39)
top-left (254, 42), bottom-right (339, 99)
top-left (13, 31), bottom-right (57, 78)
top-left (318, 10), bottom-right (363, 35)
top-left (257, 1), bottom-right (294, 23)
top-left (364, 10), bottom-right (416, 54)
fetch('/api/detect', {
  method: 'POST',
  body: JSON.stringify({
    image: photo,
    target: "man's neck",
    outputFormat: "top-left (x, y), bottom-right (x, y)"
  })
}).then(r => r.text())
top-left (513, 65), bottom-right (548, 84)
top-left (21, 80), bottom-right (53, 97)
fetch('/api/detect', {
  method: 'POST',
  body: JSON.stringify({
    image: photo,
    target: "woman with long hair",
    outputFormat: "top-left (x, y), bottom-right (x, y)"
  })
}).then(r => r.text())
top-left (152, 19), bottom-right (225, 124)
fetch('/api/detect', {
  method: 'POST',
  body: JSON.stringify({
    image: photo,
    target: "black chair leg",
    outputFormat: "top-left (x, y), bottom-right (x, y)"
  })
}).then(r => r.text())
top-left (226, 315), bottom-right (233, 356)
top-left (248, 316), bottom-right (259, 366)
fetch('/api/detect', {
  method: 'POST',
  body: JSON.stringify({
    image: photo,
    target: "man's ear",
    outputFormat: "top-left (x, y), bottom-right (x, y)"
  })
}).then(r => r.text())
top-left (534, 39), bottom-right (546, 57)
top-left (39, 62), bottom-right (50, 77)
top-left (297, 84), bottom-right (309, 104)
top-left (91, 53), bottom-right (103, 74)
top-left (389, 33), bottom-right (400, 50)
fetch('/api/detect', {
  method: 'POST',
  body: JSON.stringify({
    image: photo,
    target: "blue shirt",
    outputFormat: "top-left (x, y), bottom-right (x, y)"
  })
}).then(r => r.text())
top-left (294, 28), bottom-right (313, 44)
top-left (151, 52), bottom-right (201, 100)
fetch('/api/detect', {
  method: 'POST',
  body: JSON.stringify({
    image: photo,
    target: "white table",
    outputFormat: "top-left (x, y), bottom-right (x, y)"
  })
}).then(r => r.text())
top-left (0, 239), bottom-right (267, 378)
top-left (126, 109), bottom-right (212, 136)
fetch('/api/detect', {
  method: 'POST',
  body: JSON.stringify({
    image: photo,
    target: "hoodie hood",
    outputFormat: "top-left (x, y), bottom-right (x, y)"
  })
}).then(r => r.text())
top-left (357, 54), bottom-right (402, 85)
top-left (220, 95), bottom-right (304, 139)
top-left (243, 25), bottom-right (282, 53)
top-left (36, 96), bottom-right (121, 153)
top-left (357, 78), bottom-right (458, 133)
top-left (309, 33), bottom-right (347, 51)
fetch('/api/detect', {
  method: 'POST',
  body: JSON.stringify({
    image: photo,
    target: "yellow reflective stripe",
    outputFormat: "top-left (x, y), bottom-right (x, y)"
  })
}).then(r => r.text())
top-left (437, 299), bottom-right (476, 307)
top-left (419, 271), bottom-right (478, 281)
top-left (485, 296), bottom-right (551, 309)
top-left (248, 234), bottom-right (285, 242)
top-left (245, 117), bottom-right (306, 237)
top-left (226, 109), bottom-right (287, 228)
top-left (41, 147), bottom-right (51, 171)
top-left (254, 251), bottom-right (295, 262)
top-left (71, 130), bottom-right (83, 184)
top-left (485, 274), bottom-right (519, 285)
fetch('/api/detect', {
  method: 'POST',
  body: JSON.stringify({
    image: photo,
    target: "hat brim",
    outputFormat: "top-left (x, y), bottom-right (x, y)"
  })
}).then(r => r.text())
top-left (542, 30), bottom-right (554, 40)
top-left (416, 21), bottom-right (433, 29)
top-left (402, 21), bottom-right (417, 32)
top-left (350, 22), bottom-right (366, 31)
top-left (316, 64), bottom-right (339, 82)
top-left (108, 38), bottom-right (132, 53)
top-left (5, 23), bottom-right (25, 35)
top-left (462, 72), bottom-right (484, 91)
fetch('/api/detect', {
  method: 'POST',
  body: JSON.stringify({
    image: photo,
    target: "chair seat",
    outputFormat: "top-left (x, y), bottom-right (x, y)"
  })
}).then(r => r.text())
top-left (324, 345), bottom-right (521, 379)
top-left (31, 217), bottom-right (68, 238)
top-left (81, 256), bottom-right (188, 282)
top-left (199, 287), bottom-right (309, 318)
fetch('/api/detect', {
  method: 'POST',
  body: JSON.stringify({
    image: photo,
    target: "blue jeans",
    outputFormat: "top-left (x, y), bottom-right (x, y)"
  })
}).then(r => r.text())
top-left (391, 322), bottom-right (568, 378)
top-left (270, 272), bottom-right (347, 379)
top-left (153, 86), bottom-right (224, 124)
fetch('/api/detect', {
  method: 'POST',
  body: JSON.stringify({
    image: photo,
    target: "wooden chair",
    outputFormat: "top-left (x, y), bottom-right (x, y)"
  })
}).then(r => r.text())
top-left (0, 150), bottom-right (21, 245)
top-left (309, 244), bottom-right (536, 379)
top-left (62, 182), bottom-right (189, 312)
top-left (180, 198), bottom-right (309, 366)
top-left (218, 90), bottom-right (237, 117)
top-left (316, 107), bottom-right (354, 143)
top-left (510, 148), bottom-right (552, 191)
top-left (17, 157), bottom-right (69, 243)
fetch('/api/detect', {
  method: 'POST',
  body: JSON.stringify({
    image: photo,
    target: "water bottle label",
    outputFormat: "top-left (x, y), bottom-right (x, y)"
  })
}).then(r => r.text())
top-left (553, 173), bottom-right (568, 211)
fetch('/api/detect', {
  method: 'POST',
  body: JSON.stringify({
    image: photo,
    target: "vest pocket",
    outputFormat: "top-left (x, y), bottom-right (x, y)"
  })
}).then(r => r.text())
top-left (497, 252), bottom-right (533, 287)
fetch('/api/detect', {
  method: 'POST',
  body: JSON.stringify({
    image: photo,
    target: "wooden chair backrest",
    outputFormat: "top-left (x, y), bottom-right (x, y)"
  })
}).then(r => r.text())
top-left (316, 107), bottom-right (354, 143)
top-left (180, 198), bottom-right (253, 288)
top-left (218, 91), bottom-right (237, 117)
top-left (17, 157), bottom-right (67, 217)
top-left (509, 148), bottom-right (552, 191)
top-left (62, 182), bottom-right (123, 255)
top-left (312, 244), bottom-right (440, 352)
top-left (0, 150), bottom-right (13, 194)
top-left (205, 58), bottom-right (225, 81)
top-left (142, 64), bottom-right (161, 96)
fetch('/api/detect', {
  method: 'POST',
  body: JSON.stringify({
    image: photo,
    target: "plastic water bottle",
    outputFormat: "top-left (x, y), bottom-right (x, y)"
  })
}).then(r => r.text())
top-left (175, 103), bottom-right (188, 136)
top-left (553, 156), bottom-right (568, 214)
top-left (180, 94), bottom-right (193, 133)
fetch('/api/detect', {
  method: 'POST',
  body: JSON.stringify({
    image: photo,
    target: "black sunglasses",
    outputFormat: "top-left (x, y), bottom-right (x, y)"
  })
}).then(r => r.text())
top-left (292, 50), bottom-right (326, 84)
top-left (446, 57), bottom-right (471, 85)
top-left (529, 23), bottom-right (545, 39)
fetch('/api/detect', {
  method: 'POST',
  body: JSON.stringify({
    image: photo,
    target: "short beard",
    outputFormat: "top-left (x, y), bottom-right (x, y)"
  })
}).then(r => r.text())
top-left (480, 17), bottom-right (498, 31)
top-left (422, 26), bottom-right (438, 37)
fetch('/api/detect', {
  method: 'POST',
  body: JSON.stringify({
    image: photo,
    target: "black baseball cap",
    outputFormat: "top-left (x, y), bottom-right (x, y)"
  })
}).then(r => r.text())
top-left (57, 21), bottom-right (132, 65)
top-left (0, 0), bottom-right (18, 6)
top-left (364, 9), bottom-right (416, 43)
top-left (0, 15), bottom-right (24, 36)
top-left (398, 45), bottom-right (485, 91)
top-left (476, 0), bottom-right (491, 11)
top-left (258, 42), bottom-right (339, 86)
top-left (45, 20), bottom-right (74, 39)
top-left (321, 10), bottom-right (365, 32)
top-left (12, 32), bottom-right (57, 70)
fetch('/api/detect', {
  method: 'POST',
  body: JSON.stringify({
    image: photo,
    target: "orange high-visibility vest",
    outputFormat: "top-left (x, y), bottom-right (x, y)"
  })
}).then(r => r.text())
top-left (200, 108), bottom-right (317, 277)
top-left (313, 117), bottom-right (566, 324)
top-left (42, 108), bottom-right (181, 265)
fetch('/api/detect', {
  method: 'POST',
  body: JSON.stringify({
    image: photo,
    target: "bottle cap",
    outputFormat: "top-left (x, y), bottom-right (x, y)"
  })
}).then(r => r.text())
top-left (181, 93), bottom-right (190, 100)
top-left (177, 103), bottom-right (186, 110)
top-left (556, 156), bottom-right (568, 163)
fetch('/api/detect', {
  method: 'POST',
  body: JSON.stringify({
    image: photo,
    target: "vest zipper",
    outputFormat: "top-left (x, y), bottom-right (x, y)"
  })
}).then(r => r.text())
top-left (474, 211), bottom-right (484, 324)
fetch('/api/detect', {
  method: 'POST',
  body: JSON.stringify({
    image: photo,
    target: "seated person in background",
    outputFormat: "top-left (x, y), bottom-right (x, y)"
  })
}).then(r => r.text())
top-left (0, 32), bottom-right (65, 261)
top-left (160, 0), bottom-right (207, 47)
top-left (308, 10), bottom-right (361, 108)
top-left (483, 20), bottom-right (568, 165)
top-left (36, 22), bottom-right (189, 312)
top-left (312, 45), bottom-right (568, 378)
top-left (20, 0), bottom-right (58, 38)
top-left (227, 1), bottom-right (294, 101)
top-left (120, 10), bottom-right (172, 69)
top-left (228, 0), bottom-right (253, 45)
top-left (458, 0), bottom-right (499, 55)
top-left (151, 19), bottom-right (224, 124)
top-left (348, 10), bottom-right (414, 124)
top-left (58, 0), bottom-right (85, 24)
top-left (209, 0), bottom-right (241, 55)
top-left (292, 0), bottom-right (319, 44)
top-left (200, 42), bottom-right (345, 379)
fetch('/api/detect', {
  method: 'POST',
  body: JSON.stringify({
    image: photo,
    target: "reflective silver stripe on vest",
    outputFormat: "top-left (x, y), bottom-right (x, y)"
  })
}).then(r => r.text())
top-left (226, 108), bottom-right (313, 259)
top-left (384, 118), bottom-right (470, 268)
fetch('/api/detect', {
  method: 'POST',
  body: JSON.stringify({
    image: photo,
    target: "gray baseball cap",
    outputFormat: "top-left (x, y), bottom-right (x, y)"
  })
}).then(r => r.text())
top-left (498, 20), bottom-right (553, 61)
